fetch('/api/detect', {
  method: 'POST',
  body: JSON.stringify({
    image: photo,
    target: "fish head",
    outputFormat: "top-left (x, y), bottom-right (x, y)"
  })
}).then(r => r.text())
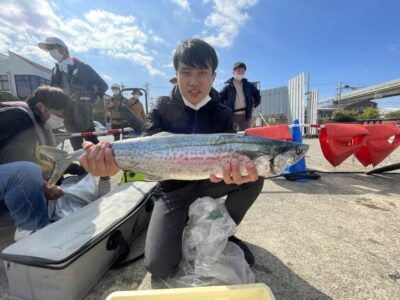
top-left (269, 142), bottom-right (309, 174)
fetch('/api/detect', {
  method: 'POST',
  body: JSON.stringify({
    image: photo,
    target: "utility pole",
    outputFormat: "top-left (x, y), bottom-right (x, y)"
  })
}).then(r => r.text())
top-left (305, 72), bottom-right (311, 136)
top-left (336, 81), bottom-right (343, 110)
top-left (144, 82), bottom-right (150, 113)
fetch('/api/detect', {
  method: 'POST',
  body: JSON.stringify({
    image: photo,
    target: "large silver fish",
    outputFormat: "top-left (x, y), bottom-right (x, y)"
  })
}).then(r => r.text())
top-left (40, 132), bottom-right (309, 186)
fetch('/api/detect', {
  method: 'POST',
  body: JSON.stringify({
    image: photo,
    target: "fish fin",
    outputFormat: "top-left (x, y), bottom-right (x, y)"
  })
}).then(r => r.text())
top-left (39, 146), bottom-right (68, 160)
top-left (39, 146), bottom-right (82, 187)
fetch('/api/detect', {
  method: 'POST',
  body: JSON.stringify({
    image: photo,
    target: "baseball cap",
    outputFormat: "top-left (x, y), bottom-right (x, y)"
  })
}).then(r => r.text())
top-left (233, 61), bottom-right (246, 71)
top-left (38, 37), bottom-right (68, 50)
top-left (111, 84), bottom-right (121, 89)
top-left (132, 88), bottom-right (143, 96)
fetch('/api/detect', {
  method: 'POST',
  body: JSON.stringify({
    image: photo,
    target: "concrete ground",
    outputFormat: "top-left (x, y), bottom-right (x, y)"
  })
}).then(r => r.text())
top-left (1, 138), bottom-right (399, 300)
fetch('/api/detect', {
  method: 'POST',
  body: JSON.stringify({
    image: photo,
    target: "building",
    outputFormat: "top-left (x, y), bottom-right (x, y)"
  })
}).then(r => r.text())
top-left (0, 51), bottom-right (51, 98)
top-left (317, 100), bottom-right (378, 123)
top-left (253, 73), bottom-right (308, 128)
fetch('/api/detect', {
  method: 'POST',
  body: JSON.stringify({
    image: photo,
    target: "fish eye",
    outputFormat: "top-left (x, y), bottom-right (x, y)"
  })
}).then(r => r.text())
top-left (296, 147), bottom-right (303, 155)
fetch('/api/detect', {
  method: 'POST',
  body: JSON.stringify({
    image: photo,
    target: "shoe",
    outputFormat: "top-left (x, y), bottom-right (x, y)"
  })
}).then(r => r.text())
top-left (228, 235), bottom-right (255, 265)
top-left (14, 228), bottom-right (34, 242)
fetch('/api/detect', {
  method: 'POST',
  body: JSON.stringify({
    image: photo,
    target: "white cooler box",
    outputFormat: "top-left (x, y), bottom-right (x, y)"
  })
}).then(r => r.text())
top-left (1, 181), bottom-right (156, 300)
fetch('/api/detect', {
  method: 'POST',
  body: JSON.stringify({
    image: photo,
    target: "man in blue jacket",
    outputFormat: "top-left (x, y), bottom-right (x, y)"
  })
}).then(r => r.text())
top-left (220, 62), bottom-right (261, 131)
top-left (38, 37), bottom-right (108, 150)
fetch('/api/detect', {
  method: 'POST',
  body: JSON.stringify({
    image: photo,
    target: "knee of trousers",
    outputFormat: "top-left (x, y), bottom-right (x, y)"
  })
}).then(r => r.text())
top-left (11, 162), bottom-right (43, 185)
top-left (144, 255), bottom-right (179, 278)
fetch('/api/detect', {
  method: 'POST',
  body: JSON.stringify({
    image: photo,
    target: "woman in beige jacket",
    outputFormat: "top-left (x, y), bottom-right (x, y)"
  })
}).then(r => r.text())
top-left (128, 89), bottom-right (146, 121)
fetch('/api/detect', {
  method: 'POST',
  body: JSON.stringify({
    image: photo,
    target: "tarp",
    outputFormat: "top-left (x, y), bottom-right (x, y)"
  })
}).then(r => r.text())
top-left (245, 125), bottom-right (292, 141)
top-left (355, 124), bottom-right (400, 167)
top-left (319, 124), bottom-right (370, 167)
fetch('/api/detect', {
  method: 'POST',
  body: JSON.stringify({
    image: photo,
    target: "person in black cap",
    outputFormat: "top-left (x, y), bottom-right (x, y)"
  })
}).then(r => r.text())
top-left (219, 61), bottom-right (261, 131)
top-left (106, 84), bottom-right (128, 141)
top-left (37, 37), bottom-right (108, 150)
top-left (127, 89), bottom-right (146, 121)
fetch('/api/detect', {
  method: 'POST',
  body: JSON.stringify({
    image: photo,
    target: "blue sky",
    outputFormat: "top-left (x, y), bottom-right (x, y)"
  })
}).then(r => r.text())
top-left (1, 0), bottom-right (399, 108)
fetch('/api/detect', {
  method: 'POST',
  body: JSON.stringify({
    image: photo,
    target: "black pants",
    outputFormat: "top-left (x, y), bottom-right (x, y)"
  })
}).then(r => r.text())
top-left (111, 123), bottom-right (121, 141)
top-left (144, 177), bottom-right (264, 277)
top-left (66, 101), bottom-right (99, 150)
top-left (70, 134), bottom-right (99, 150)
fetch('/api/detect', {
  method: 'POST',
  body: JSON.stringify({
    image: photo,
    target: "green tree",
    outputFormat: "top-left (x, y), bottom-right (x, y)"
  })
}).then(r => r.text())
top-left (385, 110), bottom-right (400, 119)
top-left (332, 110), bottom-right (359, 122)
top-left (320, 116), bottom-right (332, 124)
top-left (0, 92), bottom-right (20, 102)
top-left (360, 107), bottom-right (380, 120)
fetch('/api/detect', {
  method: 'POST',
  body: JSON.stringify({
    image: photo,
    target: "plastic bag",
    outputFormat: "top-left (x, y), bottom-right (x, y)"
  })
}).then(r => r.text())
top-left (165, 197), bottom-right (255, 287)
top-left (48, 174), bottom-right (98, 221)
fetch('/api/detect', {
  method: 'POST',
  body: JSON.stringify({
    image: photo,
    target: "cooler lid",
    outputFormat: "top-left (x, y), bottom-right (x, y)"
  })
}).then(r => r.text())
top-left (1, 181), bottom-right (156, 266)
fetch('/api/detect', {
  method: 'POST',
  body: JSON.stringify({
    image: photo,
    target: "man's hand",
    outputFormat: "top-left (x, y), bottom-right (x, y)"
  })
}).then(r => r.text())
top-left (209, 159), bottom-right (259, 185)
top-left (43, 181), bottom-right (64, 200)
top-left (79, 141), bottom-right (120, 176)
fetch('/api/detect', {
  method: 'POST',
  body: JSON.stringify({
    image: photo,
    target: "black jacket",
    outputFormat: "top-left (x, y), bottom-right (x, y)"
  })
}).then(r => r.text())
top-left (219, 78), bottom-right (261, 120)
top-left (142, 86), bottom-right (235, 191)
top-left (51, 58), bottom-right (108, 100)
top-left (0, 102), bottom-right (52, 165)
top-left (143, 86), bottom-right (234, 136)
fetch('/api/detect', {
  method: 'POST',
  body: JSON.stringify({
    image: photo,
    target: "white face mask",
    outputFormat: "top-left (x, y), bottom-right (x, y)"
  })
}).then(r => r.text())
top-left (233, 73), bottom-right (244, 81)
top-left (49, 49), bottom-right (64, 63)
top-left (132, 93), bottom-right (141, 98)
top-left (112, 90), bottom-right (120, 96)
top-left (45, 114), bottom-right (64, 130)
top-left (182, 94), bottom-right (211, 111)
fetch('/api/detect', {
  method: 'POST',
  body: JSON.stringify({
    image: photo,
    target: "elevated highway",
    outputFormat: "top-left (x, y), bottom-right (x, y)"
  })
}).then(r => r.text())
top-left (320, 78), bottom-right (400, 107)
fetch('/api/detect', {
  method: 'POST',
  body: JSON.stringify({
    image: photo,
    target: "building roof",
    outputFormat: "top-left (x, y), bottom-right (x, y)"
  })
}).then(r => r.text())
top-left (8, 51), bottom-right (52, 74)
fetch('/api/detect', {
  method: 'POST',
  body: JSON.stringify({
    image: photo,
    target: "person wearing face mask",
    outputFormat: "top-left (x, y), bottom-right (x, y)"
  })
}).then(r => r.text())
top-left (219, 62), bottom-right (261, 131)
top-left (127, 89), bottom-right (146, 121)
top-left (79, 39), bottom-right (264, 277)
top-left (106, 84), bottom-right (129, 141)
top-left (37, 37), bottom-right (108, 151)
top-left (0, 86), bottom-right (74, 241)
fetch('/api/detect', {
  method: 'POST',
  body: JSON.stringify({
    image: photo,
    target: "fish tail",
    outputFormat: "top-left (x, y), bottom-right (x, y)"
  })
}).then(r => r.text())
top-left (39, 146), bottom-right (83, 187)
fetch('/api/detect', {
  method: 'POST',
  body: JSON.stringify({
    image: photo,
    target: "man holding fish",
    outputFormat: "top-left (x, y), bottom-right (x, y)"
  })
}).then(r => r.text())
top-left (78, 39), bottom-right (307, 277)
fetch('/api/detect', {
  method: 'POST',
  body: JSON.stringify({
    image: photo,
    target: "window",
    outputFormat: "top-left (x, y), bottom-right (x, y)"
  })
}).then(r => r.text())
top-left (0, 75), bottom-right (10, 91)
top-left (14, 75), bottom-right (50, 97)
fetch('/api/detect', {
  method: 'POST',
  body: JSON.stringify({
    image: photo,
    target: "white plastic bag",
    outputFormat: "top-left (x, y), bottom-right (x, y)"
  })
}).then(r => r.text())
top-left (48, 174), bottom-right (98, 221)
top-left (165, 197), bottom-right (255, 287)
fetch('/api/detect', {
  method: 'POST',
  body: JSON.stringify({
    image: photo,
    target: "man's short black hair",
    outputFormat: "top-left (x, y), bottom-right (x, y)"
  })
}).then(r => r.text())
top-left (233, 61), bottom-right (247, 71)
top-left (173, 38), bottom-right (218, 73)
top-left (26, 85), bottom-right (70, 110)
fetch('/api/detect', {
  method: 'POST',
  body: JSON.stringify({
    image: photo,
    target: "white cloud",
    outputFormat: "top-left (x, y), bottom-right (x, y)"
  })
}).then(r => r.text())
top-left (171, 0), bottom-right (191, 11)
top-left (0, 0), bottom-right (164, 76)
top-left (148, 29), bottom-right (166, 44)
top-left (102, 74), bottom-right (113, 81)
top-left (386, 44), bottom-right (399, 53)
top-left (162, 62), bottom-right (174, 68)
top-left (202, 0), bottom-right (258, 48)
